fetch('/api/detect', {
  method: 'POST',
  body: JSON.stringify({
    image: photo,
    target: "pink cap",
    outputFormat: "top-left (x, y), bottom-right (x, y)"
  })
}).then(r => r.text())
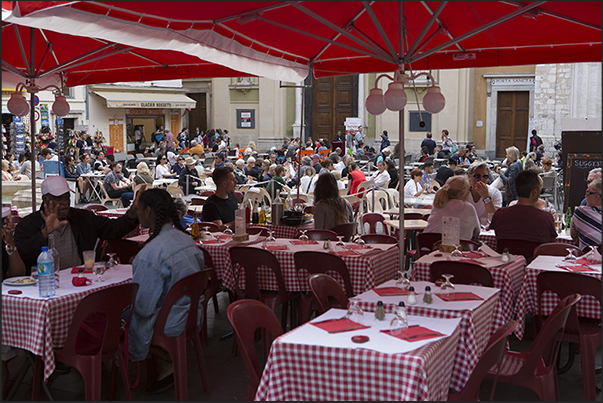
top-left (41, 176), bottom-right (74, 197)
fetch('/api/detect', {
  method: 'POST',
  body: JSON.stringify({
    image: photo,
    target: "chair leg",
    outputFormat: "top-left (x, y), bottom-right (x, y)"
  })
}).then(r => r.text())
top-left (115, 351), bottom-right (134, 401)
top-left (192, 334), bottom-right (210, 394)
top-left (557, 342), bottom-right (576, 374)
top-left (581, 339), bottom-right (599, 401)
top-left (212, 294), bottom-right (220, 314)
top-left (170, 342), bottom-right (188, 401)
top-left (83, 361), bottom-right (103, 401)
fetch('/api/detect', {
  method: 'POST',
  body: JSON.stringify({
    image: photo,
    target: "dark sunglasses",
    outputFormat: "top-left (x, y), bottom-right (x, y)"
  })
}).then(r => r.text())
top-left (587, 179), bottom-right (594, 184)
top-left (586, 191), bottom-right (599, 196)
top-left (472, 174), bottom-right (489, 179)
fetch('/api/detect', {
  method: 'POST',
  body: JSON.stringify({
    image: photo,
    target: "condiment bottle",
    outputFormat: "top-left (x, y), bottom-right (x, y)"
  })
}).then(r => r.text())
top-left (191, 217), bottom-right (200, 240)
top-left (323, 237), bottom-right (331, 250)
top-left (501, 247), bottom-right (510, 263)
top-left (423, 286), bottom-right (433, 304)
top-left (407, 286), bottom-right (417, 305)
top-left (375, 301), bottom-right (385, 321)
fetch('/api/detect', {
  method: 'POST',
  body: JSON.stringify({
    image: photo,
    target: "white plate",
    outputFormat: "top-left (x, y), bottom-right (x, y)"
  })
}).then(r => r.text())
top-left (3, 276), bottom-right (37, 286)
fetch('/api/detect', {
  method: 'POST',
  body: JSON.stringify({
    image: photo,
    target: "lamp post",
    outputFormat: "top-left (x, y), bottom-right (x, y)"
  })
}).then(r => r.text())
top-left (365, 69), bottom-right (446, 277)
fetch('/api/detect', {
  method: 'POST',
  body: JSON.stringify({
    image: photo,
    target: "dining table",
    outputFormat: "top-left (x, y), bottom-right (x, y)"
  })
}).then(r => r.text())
top-left (1, 264), bottom-right (133, 383)
top-left (79, 172), bottom-right (106, 202)
top-left (410, 249), bottom-right (527, 332)
top-left (352, 279), bottom-right (500, 392)
top-left (476, 228), bottom-right (577, 250)
top-left (255, 308), bottom-right (462, 401)
top-left (513, 254), bottom-right (602, 340)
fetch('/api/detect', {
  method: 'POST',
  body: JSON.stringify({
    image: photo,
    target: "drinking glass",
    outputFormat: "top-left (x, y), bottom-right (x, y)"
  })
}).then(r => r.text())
top-left (106, 252), bottom-right (118, 268)
top-left (346, 299), bottom-right (364, 324)
top-left (450, 244), bottom-right (463, 261)
top-left (354, 237), bottom-right (366, 247)
top-left (298, 229), bottom-right (309, 241)
top-left (440, 274), bottom-right (455, 294)
top-left (223, 226), bottom-right (234, 236)
top-left (202, 226), bottom-right (213, 240)
top-left (335, 235), bottom-right (345, 246)
top-left (389, 305), bottom-right (408, 335)
top-left (30, 266), bottom-right (39, 281)
top-left (479, 217), bottom-right (490, 231)
top-left (83, 250), bottom-right (95, 272)
top-left (564, 248), bottom-right (578, 262)
top-left (266, 230), bottom-right (276, 242)
top-left (395, 269), bottom-right (411, 289)
top-left (93, 261), bottom-right (106, 282)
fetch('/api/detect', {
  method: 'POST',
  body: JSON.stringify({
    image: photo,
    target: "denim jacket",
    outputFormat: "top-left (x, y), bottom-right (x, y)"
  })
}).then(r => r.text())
top-left (128, 225), bottom-right (204, 361)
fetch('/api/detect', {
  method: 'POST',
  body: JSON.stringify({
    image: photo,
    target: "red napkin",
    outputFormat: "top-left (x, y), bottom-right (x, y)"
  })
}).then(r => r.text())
top-left (373, 287), bottom-right (412, 296)
top-left (381, 326), bottom-right (445, 342)
top-left (311, 318), bottom-right (369, 333)
top-left (347, 244), bottom-right (370, 250)
top-left (265, 244), bottom-right (288, 251)
top-left (72, 276), bottom-right (92, 286)
top-left (290, 240), bottom-right (318, 245)
top-left (563, 265), bottom-right (596, 272)
top-left (462, 251), bottom-right (486, 259)
top-left (331, 250), bottom-right (358, 257)
top-left (71, 266), bottom-right (93, 274)
top-left (436, 292), bottom-right (484, 301)
top-left (458, 258), bottom-right (486, 266)
top-left (199, 239), bottom-right (224, 244)
top-left (575, 257), bottom-right (597, 266)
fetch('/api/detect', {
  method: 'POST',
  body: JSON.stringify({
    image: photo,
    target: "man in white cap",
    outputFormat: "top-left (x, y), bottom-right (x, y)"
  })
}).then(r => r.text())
top-left (14, 176), bottom-right (143, 270)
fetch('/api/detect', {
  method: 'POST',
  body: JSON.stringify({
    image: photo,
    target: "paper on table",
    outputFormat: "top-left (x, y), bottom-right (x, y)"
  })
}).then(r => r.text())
top-left (458, 258), bottom-right (486, 266)
top-left (373, 287), bottom-right (415, 297)
top-left (265, 244), bottom-right (288, 251)
top-left (478, 243), bottom-right (500, 257)
top-left (70, 266), bottom-right (93, 274)
top-left (290, 240), bottom-right (318, 245)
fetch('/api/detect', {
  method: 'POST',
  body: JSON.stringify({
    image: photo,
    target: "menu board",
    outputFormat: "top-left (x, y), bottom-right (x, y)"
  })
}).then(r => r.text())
top-left (108, 119), bottom-right (124, 152)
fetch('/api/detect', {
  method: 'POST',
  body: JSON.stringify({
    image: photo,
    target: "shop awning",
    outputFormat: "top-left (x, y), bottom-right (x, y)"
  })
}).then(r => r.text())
top-left (92, 91), bottom-right (196, 109)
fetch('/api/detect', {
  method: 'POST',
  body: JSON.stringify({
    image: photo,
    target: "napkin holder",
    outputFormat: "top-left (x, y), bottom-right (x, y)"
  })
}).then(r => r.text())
top-left (438, 244), bottom-right (457, 253)
top-left (233, 208), bottom-right (249, 242)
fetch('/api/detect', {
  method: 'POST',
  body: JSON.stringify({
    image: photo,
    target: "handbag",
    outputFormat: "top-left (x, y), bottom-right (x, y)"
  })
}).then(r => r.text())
top-left (450, 141), bottom-right (459, 154)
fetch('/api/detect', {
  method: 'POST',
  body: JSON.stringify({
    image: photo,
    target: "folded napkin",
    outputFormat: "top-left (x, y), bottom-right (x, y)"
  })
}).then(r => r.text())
top-left (458, 258), bottom-right (486, 266)
top-left (562, 265), bottom-right (596, 272)
top-left (462, 251), bottom-right (486, 259)
top-left (311, 318), bottom-right (369, 333)
top-left (71, 266), bottom-right (93, 274)
top-left (290, 240), bottom-right (319, 245)
top-left (199, 239), bottom-right (224, 244)
top-left (381, 326), bottom-right (445, 342)
top-left (72, 276), bottom-right (92, 286)
top-left (436, 292), bottom-right (484, 302)
top-left (264, 244), bottom-right (289, 251)
top-left (373, 287), bottom-right (413, 296)
top-left (347, 244), bottom-right (370, 250)
top-left (575, 257), bottom-right (598, 266)
top-left (331, 250), bottom-right (358, 257)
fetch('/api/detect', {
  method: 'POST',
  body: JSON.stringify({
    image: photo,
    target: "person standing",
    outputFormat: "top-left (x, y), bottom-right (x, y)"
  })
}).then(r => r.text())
top-left (496, 146), bottom-right (524, 204)
top-left (420, 132), bottom-right (437, 156)
top-left (164, 129), bottom-right (174, 151)
top-left (345, 129), bottom-right (354, 155)
top-left (529, 129), bottom-right (543, 153)
top-left (440, 129), bottom-right (455, 156)
top-left (134, 126), bottom-right (144, 152)
top-left (354, 126), bottom-right (365, 149)
top-left (380, 130), bottom-right (390, 151)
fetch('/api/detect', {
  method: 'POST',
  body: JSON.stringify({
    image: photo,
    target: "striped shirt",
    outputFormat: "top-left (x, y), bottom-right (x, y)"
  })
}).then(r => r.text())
top-left (571, 206), bottom-right (602, 250)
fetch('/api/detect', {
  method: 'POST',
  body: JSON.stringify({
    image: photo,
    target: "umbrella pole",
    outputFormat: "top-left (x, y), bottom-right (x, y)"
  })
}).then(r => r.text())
top-left (398, 108), bottom-right (405, 274)
top-left (30, 27), bottom-right (37, 214)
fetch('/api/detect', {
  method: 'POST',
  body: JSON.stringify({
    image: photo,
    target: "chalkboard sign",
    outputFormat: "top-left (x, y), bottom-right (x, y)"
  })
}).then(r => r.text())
top-left (564, 153), bottom-right (602, 211)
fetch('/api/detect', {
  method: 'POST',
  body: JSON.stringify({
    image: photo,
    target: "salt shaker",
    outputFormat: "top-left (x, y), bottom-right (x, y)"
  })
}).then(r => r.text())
top-left (375, 301), bottom-right (385, 321)
top-left (323, 238), bottom-right (331, 250)
top-left (423, 286), bottom-right (433, 304)
top-left (501, 247), bottom-right (511, 263)
top-left (407, 286), bottom-right (417, 305)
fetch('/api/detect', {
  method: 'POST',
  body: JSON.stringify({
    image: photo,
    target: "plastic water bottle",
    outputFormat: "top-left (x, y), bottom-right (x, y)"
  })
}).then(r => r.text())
top-left (48, 234), bottom-right (60, 289)
top-left (37, 246), bottom-right (55, 298)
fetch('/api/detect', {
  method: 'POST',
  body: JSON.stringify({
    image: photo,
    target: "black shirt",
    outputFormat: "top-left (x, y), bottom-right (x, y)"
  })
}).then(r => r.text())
top-left (245, 166), bottom-right (263, 181)
top-left (435, 166), bottom-right (454, 186)
top-left (420, 138), bottom-right (437, 155)
top-left (201, 194), bottom-right (238, 224)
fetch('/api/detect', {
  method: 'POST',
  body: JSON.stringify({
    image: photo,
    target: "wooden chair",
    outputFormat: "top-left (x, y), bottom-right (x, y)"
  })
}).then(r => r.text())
top-left (484, 294), bottom-right (581, 401)
top-left (308, 273), bottom-right (349, 314)
top-left (429, 261), bottom-right (495, 287)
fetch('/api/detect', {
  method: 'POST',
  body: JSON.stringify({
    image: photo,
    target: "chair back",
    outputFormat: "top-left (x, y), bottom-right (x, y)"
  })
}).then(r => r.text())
top-left (191, 197), bottom-right (205, 206)
top-left (197, 221), bottom-right (221, 232)
top-left (304, 229), bottom-right (338, 241)
top-left (365, 190), bottom-right (389, 213)
top-left (416, 232), bottom-right (442, 257)
top-left (360, 234), bottom-right (398, 244)
top-left (496, 239), bottom-right (542, 263)
top-left (42, 160), bottom-right (64, 177)
top-left (100, 239), bottom-right (142, 264)
top-left (361, 212), bottom-right (388, 235)
top-left (533, 242), bottom-right (583, 258)
top-left (82, 203), bottom-right (108, 213)
top-left (229, 246), bottom-right (287, 301)
top-left (227, 299), bottom-right (284, 401)
top-left (318, 149), bottom-right (331, 161)
top-left (385, 188), bottom-right (399, 209)
top-left (355, 180), bottom-right (371, 199)
top-left (432, 239), bottom-right (480, 252)
top-left (293, 251), bottom-right (354, 297)
top-left (450, 320), bottom-right (519, 401)
top-left (308, 273), bottom-right (349, 313)
top-left (247, 226), bottom-right (269, 236)
top-left (331, 222), bottom-right (358, 242)
top-left (429, 261), bottom-right (495, 287)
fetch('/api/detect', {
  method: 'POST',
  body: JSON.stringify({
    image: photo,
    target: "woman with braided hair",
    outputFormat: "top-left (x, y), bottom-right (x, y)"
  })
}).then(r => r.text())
top-left (127, 188), bottom-right (205, 393)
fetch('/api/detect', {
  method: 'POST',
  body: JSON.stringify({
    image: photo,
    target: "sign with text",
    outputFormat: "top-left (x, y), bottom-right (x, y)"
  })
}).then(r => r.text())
top-left (108, 119), bottom-right (124, 152)
top-left (236, 109), bottom-right (255, 129)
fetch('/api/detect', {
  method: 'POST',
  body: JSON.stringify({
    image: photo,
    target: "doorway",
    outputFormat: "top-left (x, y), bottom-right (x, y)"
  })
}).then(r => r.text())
top-left (495, 91), bottom-right (529, 158)
top-left (310, 75), bottom-right (357, 141)
top-left (187, 93), bottom-right (207, 140)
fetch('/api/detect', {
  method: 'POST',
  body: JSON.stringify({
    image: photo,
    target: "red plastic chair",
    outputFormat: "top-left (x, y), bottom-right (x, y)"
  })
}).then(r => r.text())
top-left (227, 299), bottom-right (284, 401)
top-left (403, 212), bottom-right (423, 220)
top-left (100, 239), bottom-right (142, 264)
top-left (199, 190), bottom-right (215, 198)
top-left (432, 239), bottom-right (481, 252)
top-left (429, 261), bottom-right (495, 287)
top-left (331, 221), bottom-right (358, 242)
top-left (360, 234), bottom-right (398, 244)
top-left (308, 273), bottom-right (349, 314)
top-left (293, 251), bottom-right (354, 324)
top-left (533, 242), bottom-right (583, 258)
top-left (535, 271), bottom-right (602, 400)
top-left (234, 191), bottom-right (244, 204)
top-left (496, 239), bottom-right (543, 264)
top-left (484, 293), bottom-right (582, 401)
top-left (229, 246), bottom-right (297, 329)
top-left (448, 320), bottom-right (519, 401)
top-left (190, 197), bottom-right (205, 206)
top-left (32, 283), bottom-right (139, 401)
top-left (361, 212), bottom-right (389, 235)
top-left (416, 232), bottom-right (442, 257)
top-left (197, 221), bottom-right (221, 232)
top-left (82, 203), bottom-right (109, 213)
top-left (150, 270), bottom-right (211, 400)
top-left (247, 226), bottom-right (269, 236)
top-left (304, 229), bottom-right (338, 241)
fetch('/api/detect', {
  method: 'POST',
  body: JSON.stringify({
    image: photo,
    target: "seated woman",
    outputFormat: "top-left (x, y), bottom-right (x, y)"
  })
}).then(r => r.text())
top-left (570, 178), bottom-right (602, 250)
top-left (404, 168), bottom-right (429, 198)
top-left (424, 175), bottom-right (481, 241)
top-left (133, 161), bottom-right (154, 186)
top-left (313, 172), bottom-right (354, 231)
top-left (155, 154), bottom-right (177, 180)
top-left (266, 164), bottom-right (290, 200)
top-left (103, 163), bottom-right (134, 207)
top-left (299, 166), bottom-right (317, 194)
top-left (367, 159), bottom-right (390, 190)
top-left (127, 188), bottom-right (205, 392)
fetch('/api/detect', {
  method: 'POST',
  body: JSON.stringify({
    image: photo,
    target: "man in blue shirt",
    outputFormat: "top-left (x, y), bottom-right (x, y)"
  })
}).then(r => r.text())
top-left (420, 132), bottom-right (437, 156)
top-left (419, 162), bottom-right (436, 192)
top-left (211, 152), bottom-right (226, 170)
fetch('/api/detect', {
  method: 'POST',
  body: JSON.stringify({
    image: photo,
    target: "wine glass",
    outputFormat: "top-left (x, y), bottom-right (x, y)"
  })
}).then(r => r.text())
top-left (389, 304), bottom-right (408, 335)
top-left (223, 226), bottom-right (234, 236)
top-left (93, 261), bottom-right (106, 282)
top-left (440, 274), bottom-right (455, 294)
top-left (564, 248), bottom-right (578, 262)
top-left (336, 235), bottom-right (345, 246)
top-left (395, 269), bottom-right (411, 289)
top-left (106, 252), bottom-right (117, 268)
top-left (479, 217), bottom-right (490, 231)
top-left (266, 230), bottom-right (276, 242)
top-left (450, 244), bottom-right (463, 261)
top-left (346, 299), bottom-right (364, 324)
top-left (203, 226), bottom-right (213, 240)
top-left (354, 237), bottom-right (366, 247)
top-left (298, 229), bottom-right (309, 241)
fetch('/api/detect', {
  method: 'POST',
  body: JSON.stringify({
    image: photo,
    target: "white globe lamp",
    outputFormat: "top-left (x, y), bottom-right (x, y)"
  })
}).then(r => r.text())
top-left (52, 95), bottom-right (70, 117)
top-left (365, 88), bottom-right (386, 115)
top-left (7, 92), bottom-right (30, 117)
top-left (422, 86), bottom-right (446, 114)
top-left (384, 81), bottom-right (407, 111)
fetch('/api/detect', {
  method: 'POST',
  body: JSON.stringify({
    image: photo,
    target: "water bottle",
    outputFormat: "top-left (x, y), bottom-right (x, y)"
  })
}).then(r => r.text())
top-left (37, 246), bottom-right (55, 298)
top-left (48, 234), bottom-right (60, 289)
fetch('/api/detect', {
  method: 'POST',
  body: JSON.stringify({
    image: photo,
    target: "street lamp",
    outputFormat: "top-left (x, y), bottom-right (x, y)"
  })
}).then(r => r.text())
top-left (7, 81), bottom-right (70, 117)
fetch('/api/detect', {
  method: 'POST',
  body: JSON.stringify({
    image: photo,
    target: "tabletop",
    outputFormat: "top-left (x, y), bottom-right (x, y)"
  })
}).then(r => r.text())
top-left (384, 219), bottom-right (428, 231)
top-left (352, 279), bottom-right (499, 392)
top-left (256, 308), bottom-right (462, 401)
top-left (383, 208), bottom-right (432, 217)
top-left (403, 194), bottom-right (435, 207)
top-left (477, 228), bottom-right (577, 250)
top-left (410, 250), bottom-right (526, 332)
top-left (513, 255), bottom-right (602, 340)
top-left (1, 265), bottom-right (133, 382)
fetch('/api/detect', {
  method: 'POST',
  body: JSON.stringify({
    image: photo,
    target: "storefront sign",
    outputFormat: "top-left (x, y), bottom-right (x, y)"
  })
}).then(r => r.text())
top-left (109, 119), bottom-right (124, 152)
top-left (125, 108), bottom-right (166, 116)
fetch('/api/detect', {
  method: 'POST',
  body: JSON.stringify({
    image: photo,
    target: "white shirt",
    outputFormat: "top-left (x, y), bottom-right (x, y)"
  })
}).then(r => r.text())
top-left (424, 199), bottom-right (481, 241)
top-left (404, 179), bottom-right (422, 198)
top-left (300, 175), bottom-right (317, 194)
top-left (334, 161), bottom-right (346, 173)
top-left (155, 163), bottom-right (171, 179)
top-left (167, 151), bottom-right (177, 166)
top-left (368, 169), bottom-right (390, 190)
top-left (466, 186), bottom-right (502, 219)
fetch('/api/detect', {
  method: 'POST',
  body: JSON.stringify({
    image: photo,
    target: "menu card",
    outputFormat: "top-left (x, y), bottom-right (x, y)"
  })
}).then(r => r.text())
top-left (235, 208), bottom-right (246, 236)
top-left (442, 216), bottom-right (460, 247)
top-left (311, 318), bottom-right (369, 333)
top-left (381, 326), bottom-right (445, 342)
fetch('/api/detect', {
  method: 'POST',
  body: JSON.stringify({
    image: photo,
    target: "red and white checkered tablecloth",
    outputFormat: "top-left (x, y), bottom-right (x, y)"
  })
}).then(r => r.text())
top-left (411, 252), bottom-right (526, 332)
top-left (353, 280), bottom-right (499, 392)
top-left (477, 229), bottom-right (577, 250)
top-left (253, 222), bottom-right (314, 239)
top-left (256, 313), bottom-right (462, 401)
top-left (1, 266), bottom-right (132, 382)
top-left (513, 255), bottom-right (602, 340)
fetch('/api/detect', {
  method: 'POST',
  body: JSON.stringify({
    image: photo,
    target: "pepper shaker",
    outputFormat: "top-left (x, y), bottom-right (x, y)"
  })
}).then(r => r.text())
top-left (423, 286), bottom-right (433, 304)
top-left (501, 247), bottom-right (510, 263)
top-left (375, 301), bottom-right (385, 321)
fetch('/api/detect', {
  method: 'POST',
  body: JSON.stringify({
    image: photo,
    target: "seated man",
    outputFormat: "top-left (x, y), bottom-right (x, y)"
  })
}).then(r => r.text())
top-left (103, 162), bottom-right (134, 207)
top-left (14, 176), bottom-right (141, 270)
top-left (418, 162), bottom-right (436, 193)
top-left (450, 147), bottom-right (470, 168)
top-left (571, 178), bottom-right (602, 251)
top-left (434, 158), bottom-right (457, 187)
top-left (178, 157), bottom-right (201, 196)
top-left (201, 166), bottom-right (238, 231)
top-left (490, 170), bottom-right (557, 243)
top-left (244, 156), bottom-right (263, 182)
top-left (466, 161), bottom-right (502, 220)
